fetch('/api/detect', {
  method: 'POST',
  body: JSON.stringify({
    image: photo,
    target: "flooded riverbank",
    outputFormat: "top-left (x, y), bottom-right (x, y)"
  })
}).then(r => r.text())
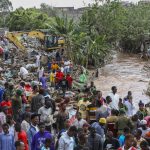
top-left (95, 52), bottom-right (149, 109)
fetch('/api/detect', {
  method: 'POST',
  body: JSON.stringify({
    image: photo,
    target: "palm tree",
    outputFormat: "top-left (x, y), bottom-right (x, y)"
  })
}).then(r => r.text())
top-left (50, 15), bottom-right (75, 59)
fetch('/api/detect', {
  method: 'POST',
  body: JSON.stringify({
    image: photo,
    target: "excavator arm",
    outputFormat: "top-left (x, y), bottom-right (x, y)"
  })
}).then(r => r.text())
top-left (6, 32), bottom-right (26, 51)
top-left (28, 31), bottom-right (45, 40)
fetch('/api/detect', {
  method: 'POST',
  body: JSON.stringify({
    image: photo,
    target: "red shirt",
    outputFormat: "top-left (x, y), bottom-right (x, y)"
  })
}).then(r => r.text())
top-left (18, 130), bottom-right (29, 150)
top-left (0, 100), bottom-right (12, 115)
top-left (56, 71), bottom-right (64, 82)
top-left (66, 75), bottom-right (73, 87)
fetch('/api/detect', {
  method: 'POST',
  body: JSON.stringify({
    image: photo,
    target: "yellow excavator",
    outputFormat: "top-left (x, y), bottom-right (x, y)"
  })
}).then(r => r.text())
top-left (6, 31), bottom-right (65, 51)
top-left (28, 31), bottom-right (65, 50)
top-left (7, 32), bottom-right (26, 51)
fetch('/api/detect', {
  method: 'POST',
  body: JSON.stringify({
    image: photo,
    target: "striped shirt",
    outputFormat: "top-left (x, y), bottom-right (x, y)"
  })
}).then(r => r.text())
top-left (0, 133), bottom-right (15, 150)
top-left (86, 104), bottom-right (97, 124)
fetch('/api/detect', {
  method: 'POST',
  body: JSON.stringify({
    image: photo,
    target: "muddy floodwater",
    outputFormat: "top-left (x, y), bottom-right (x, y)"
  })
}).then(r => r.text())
top-left (95, 52), bottom-right (150, 109)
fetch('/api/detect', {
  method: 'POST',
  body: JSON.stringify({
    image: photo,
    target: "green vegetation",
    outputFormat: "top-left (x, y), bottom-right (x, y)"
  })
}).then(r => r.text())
top-left (1, 0), bottom-right (150, 67)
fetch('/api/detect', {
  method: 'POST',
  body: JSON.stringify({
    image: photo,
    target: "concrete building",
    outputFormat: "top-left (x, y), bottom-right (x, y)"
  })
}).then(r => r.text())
top-left (53, 7), bottom-right (89, 20)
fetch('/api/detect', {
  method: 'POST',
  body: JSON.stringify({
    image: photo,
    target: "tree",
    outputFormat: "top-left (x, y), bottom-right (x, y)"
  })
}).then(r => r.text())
top-left (0, 0), bottom-right (13, 12)
top-left (6, 7), bottom-right (52, 31)
top-left (0, 0), bottom-right (13, 27)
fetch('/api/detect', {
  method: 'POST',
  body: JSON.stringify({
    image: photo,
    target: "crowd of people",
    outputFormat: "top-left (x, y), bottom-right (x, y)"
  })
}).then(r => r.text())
top-left (0, 36), bottom-right (150, 150)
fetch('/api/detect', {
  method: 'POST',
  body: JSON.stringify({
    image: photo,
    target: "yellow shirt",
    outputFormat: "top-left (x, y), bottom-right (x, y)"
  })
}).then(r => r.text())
top-left (50, 73), bottom-right (55, 83)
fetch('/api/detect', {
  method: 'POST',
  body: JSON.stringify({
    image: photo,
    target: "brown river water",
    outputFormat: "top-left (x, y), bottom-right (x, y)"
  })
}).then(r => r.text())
top-left (94, 52), bottom-right (150, 109)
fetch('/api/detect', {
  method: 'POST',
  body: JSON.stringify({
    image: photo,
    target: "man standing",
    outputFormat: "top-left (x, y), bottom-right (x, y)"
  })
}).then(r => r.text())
top-left (108, 86), bottom-right (119, 110)
top-left (12, 90), bottom-right (22, 121)
top-left (87, 127), bottom-right (103, 150)
top-left (31, 89), bottom-right (45, 113)
top-left (38, 100), bottom-right (53, 132)
top-left (91, 118), bottom-right (106, 141)
top-left (58, 126), bottom-right (77, 150)
top-left (73, 112), bottom-right (87, 129)
top-left (31, 122), bottom-right (54, 150)
top-left (27, 114), bottom-right (39, 149)
top-left (0, 123), bottom-right (15, 150)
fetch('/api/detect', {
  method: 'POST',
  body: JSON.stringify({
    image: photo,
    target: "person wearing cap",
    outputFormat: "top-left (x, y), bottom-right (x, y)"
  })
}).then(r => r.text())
top-left (136, 101), bottom-right (148, 118)
top-left (138, 119), bottom-right (150, 137)
top-left (115, 108), bottom-right (133, 135)
top-left (91, 118), bottom-right (106, 141)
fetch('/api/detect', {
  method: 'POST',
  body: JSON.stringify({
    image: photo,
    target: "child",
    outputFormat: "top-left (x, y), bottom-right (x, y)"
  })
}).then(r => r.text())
top-left (41, 138), bottom-right (51, 150)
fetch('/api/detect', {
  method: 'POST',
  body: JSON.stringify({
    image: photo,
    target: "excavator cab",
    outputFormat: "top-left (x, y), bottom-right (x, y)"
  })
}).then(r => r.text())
top-left (44, 35), bottom-right (65, 50)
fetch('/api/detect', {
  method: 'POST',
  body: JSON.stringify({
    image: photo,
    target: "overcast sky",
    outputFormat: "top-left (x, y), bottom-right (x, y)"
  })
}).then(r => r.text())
top-left (10, 0), bottom-right (96, 9)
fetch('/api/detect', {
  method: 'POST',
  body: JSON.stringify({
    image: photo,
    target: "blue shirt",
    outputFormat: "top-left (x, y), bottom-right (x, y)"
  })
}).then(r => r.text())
top-left (118, 134), bottom-right (125, 146)
top-left (31, 131), bottom-right (54, 150)
top-left (27, 125), bottom-right (38, 149)
top-left (0, 133), bottom-right (15, 150)
top-left (91, 122), bottom-right (105, 138)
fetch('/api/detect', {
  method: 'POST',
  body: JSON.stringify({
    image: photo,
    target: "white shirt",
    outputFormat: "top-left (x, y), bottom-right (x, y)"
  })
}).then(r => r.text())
top-left (61, 67), bottom-right (64, 73)
top-left (38, 67), bottom-right (44, 79)
top-left (73, 119), bottom-right (87, 129)
top-left (58, 132), bottom-right (75, 150)
top-left (38, 106), bottom-right (53, 126)
top-left (108, 92), bottom-right (119, 110)
top-left (20, 67), bottom-right (28, 75)
top-left (9, 125), bottom-right (15, 136)
top-left (21, 120), bottom-right (30, 132)
top-left (0, 112), bottom-right (6, 125)
top-left (64, 61), bottom-right (70, 69)
top-left (138, 127), bottom-right (150, 137)
top-left (124, 101), bottom-right (135, 117)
